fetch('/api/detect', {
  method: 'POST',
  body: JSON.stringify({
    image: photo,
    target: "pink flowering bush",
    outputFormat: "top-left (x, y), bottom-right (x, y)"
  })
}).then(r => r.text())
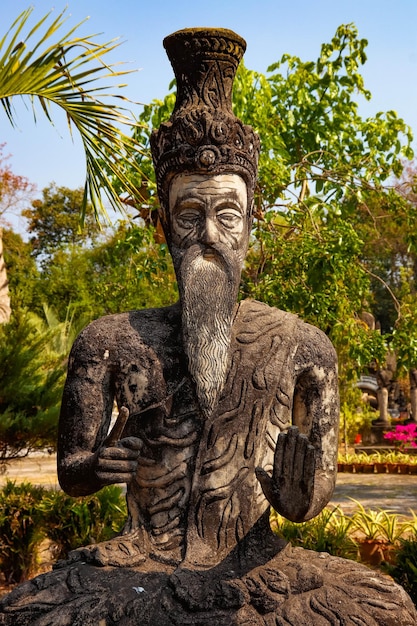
top-left (384, 423), bottom-right (417, 451)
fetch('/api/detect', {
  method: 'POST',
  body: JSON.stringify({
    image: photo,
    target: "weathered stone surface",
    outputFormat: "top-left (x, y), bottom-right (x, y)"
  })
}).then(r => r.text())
top-left (55, 298), bottom-right (339, 569)
top-left (1, 305), bottom-right (413, 623)
top-left (1, 539), bottom-right (416, 625)
top-left (1, 26), bottom-right (415, 625)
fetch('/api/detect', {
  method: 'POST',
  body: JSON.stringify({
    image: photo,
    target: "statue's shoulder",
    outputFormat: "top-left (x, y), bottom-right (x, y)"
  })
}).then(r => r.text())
top-left (238, 298), bottom-right (298, 327)
top-left (238, 299), bottom-right (336, 360)
top-left (234, 299), bottom-right (299, 347)
top-left (71, 303), bottom-right (181, 357)
top-left (240, 299), bottom-right (331, 335)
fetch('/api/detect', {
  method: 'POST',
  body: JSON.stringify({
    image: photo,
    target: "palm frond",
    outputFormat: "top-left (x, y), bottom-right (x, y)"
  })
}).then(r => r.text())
top-left (0, 7), bottom-right (148, 222)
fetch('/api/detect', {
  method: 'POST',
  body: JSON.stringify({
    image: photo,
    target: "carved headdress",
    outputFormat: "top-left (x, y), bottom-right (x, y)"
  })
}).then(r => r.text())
top-left (151, 28), bottom-right (260, 231)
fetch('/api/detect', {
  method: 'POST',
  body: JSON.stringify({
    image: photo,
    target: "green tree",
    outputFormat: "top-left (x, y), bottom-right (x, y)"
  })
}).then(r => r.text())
top-left (0, 307), bottom-right (72, 462)
top-left (354, 187), bottom-right (416, 334)
top-left (2, 228), bottom-right (39, 310)
top-left (236, 24), bottom-right (413, 387)
top-left (121, 24), bottom-right (414, 393)
top-left (36, 223), bottom-right (177, 324)
top-left (389, 163), bottom-right (417, 375)
top-left (22, 184), bottom-right (101, 263)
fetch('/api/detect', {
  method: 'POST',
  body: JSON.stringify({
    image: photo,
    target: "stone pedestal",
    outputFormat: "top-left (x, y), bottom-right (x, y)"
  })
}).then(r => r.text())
top-left (1, 541), bottom-right (416, 625)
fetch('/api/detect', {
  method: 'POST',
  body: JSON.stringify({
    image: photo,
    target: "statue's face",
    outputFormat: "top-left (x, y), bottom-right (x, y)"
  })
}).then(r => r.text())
top-left (169, 173), bottom-right (249, 262)
top-left (168, 173), bottom-right (249, 416)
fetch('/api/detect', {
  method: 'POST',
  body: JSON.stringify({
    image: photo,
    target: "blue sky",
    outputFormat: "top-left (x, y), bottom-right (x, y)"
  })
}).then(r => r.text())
top-left (2, 0), bottom-right (417, 219)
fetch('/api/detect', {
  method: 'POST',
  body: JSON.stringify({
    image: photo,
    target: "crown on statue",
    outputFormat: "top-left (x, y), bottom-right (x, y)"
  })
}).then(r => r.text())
top-left (151, 28), bottom-right (260, 224)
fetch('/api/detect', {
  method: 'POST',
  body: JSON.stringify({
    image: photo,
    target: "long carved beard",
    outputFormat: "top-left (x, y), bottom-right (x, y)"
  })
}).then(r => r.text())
top-left (175, 243), bottom-right (241, 419)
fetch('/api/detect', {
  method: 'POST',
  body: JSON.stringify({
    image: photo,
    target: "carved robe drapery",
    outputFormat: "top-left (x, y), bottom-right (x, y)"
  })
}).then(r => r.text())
top-left (58, 299), bottom-right (339, 568)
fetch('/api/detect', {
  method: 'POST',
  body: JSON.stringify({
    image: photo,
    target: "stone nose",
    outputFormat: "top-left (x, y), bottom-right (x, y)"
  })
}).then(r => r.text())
top-left (200, 217), bottom-right (220, 246)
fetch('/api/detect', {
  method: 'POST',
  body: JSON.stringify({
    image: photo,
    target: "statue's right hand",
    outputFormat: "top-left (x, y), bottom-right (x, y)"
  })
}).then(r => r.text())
top-left (94, 437), bottom-right (142, 485)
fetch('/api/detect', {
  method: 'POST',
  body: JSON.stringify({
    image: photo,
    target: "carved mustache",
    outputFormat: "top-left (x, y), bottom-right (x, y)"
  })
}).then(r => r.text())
top-left (180, 242), bottom-right (241, 284)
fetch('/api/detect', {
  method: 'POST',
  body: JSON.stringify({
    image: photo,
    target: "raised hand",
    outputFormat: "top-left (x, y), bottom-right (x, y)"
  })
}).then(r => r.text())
top-left (255, 425), bottom-right (315, 522)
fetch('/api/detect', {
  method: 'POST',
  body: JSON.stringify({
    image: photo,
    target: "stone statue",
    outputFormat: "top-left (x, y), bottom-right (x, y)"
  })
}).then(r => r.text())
top-left (0, 230), bottom-right (11, 324)
top-left (1, 28), bottom-right (416, 626)
top-left (409, 368), bottom-right (417, 422)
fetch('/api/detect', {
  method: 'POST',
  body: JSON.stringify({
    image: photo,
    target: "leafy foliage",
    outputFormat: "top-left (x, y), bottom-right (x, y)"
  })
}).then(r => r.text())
top-left (0, 7), bottom-right (147, 221)
top-left (34, 223), bottom-right (177, 323)
top-left (0, 307), bottom-right (71, 461)
top-left (0, 481), bottom-right (47, 584)
top-left (385, 534), bottom-right (417, 605)
top-left (1, 218), bottom-right (177, 460)
top-left (235, 26), bottom-right (412, 387)
top-left (122, 23), bottom-right (414, 392)
top-left (2, 228), bottom-right (39, 310)
top-left (392, 297), bottom-right (417, 375)
top-left (22, 185), bottom-right (101, 262)
top-left (340, 397), bottom-right (375, 445)
top-left (0, 481), bottom-right (127, 582)
top-left (39, 485), bottom-right (126, 560)
top-left (271, 506), bottom-right (358, 560)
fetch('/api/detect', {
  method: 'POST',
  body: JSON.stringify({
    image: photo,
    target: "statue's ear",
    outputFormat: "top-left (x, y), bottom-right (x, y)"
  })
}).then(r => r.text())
top-left (155, 213), bottom-right (168, 245)
top-left (156, 204), bottom-right (171, 245)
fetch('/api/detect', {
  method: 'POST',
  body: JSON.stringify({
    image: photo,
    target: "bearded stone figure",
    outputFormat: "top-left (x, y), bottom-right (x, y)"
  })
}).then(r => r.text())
top-left (1, 28), bottom-right (416, 626)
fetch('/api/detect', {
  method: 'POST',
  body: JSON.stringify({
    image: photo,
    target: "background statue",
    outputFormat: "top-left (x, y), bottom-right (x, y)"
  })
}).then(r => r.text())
top-left (409, 368), bottom-right (417, 422)
top-left (1, 28), bottom-right (416, 626)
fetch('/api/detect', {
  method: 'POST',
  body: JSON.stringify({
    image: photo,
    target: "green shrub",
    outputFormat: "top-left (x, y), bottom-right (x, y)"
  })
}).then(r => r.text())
top-left (0, 480), bottom-right (47, 584)
top-left (0, 308), bottom-right (68, 463)
top-left (40, 485), bottom-right (127, 560)
top-left (384, 535), bottom-right (417, 605)
top-left (0, 481), bottom-right (127, 583)
top-left (271, 506), bottom-right (359, 561)
top-left (340, 400), bottom-right (375, 445)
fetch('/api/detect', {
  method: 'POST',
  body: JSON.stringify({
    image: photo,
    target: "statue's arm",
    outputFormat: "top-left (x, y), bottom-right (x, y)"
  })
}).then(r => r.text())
top-left (57, 326), bottom-right (141, 497)
top-left (256, 323), bottom-right (339, 522)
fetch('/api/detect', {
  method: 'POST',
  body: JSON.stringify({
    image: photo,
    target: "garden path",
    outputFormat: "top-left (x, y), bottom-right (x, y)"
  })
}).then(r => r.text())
top-left (1, 453), bottom-right (417, 517)
top-left (332, 472), bottom-right (417, 517)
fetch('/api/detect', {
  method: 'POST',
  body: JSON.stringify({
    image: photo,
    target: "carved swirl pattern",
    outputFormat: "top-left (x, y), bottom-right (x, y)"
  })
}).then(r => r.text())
top-left (118, 301), bottom-right (299, 566)
top-left (1, 545), bottom-right (416, 625)
top-left (188, 301), bottom-right (298, 563)
top-left (124, 393), bottom-right (202, 563)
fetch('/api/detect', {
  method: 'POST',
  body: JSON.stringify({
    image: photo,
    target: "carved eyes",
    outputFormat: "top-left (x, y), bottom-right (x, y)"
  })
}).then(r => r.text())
top-left (175, 208), bottom-right (243, 231)
top-left (175, 211), bottom-right (200, 229)
top-left (217, 210), bottom-right (243, 228)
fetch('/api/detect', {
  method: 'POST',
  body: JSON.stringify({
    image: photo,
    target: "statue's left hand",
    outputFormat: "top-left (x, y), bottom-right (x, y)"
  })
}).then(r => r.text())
top-left (94, 437), bottom-right (142, 486)
top-left (255, 426), bottom-right (315, 522)
top-left (93, 406), bottom-right (142, 486)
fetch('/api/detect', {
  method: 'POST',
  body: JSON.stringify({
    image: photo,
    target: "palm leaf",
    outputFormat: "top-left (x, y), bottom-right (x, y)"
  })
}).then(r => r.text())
top-left (0, 7), bottom-right (148, 222)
